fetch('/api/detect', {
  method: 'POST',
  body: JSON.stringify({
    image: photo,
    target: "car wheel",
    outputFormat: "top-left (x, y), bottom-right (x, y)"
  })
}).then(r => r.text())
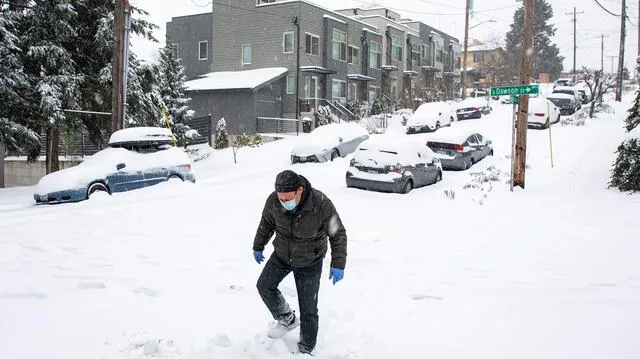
top-left (436, 121), bottom-right (441, 129)
top-left (402, 179), bottom-right (413, 194)
top-left (330, 149), bottom-right (340, 161)
top-left (435, 171), bottom-right (442, 183)
top-left (489, 149), bottom-right (494, 156)
top-left (168, 174), bottom-right (183, 182)
top-left (464, 158), bottom-right (473, 170)
top-left (87, 182), bottom-right (109, 199)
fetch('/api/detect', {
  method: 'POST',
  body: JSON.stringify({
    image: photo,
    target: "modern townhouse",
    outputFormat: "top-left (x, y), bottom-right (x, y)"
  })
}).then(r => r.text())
top-left (166, 0), bottom-right (460, 135)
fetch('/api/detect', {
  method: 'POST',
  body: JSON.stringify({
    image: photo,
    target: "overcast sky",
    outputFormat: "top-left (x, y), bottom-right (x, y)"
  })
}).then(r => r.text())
top-left (130, 0), bottom-right (639, 74)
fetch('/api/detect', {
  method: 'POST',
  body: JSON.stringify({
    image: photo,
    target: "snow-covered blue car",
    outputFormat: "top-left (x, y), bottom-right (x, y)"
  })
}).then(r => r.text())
top-left (33, 127), bottom-right (196, 204)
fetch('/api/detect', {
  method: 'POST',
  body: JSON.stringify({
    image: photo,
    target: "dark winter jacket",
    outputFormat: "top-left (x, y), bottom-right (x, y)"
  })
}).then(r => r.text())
top-left (253, 176), bottom-right (347, 269)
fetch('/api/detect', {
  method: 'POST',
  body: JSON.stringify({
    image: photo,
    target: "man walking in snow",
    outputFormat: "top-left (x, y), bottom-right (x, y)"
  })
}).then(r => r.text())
top-left (253, 170), bottom-right (347, 355)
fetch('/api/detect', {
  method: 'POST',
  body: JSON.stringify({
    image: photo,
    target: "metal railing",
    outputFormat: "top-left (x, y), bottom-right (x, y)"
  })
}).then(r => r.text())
top-left (299, 98), bottom-right (359, 123)
top-left (256, 117), bottom-right (299, 134)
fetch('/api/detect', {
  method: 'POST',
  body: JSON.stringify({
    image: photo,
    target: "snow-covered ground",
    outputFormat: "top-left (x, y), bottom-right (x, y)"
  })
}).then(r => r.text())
top-left (1, 93), bottom-right (639, 359)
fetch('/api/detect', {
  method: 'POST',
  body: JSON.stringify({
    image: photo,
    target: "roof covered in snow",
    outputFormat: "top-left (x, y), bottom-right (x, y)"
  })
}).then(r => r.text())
top-left (185, 67), bottom-right (288, 92)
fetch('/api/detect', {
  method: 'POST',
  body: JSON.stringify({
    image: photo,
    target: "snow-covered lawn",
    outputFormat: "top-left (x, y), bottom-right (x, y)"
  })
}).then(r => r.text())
top-left (1, 95), bottom-right (639, 359)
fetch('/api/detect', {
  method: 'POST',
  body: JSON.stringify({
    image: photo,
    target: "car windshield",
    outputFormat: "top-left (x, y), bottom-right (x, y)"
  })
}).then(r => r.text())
top-left (554, 89), bottom-right (574, 96)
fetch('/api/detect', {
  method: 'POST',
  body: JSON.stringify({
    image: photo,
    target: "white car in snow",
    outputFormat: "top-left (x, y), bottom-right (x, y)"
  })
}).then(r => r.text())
top-left (527, 97), bottom-right (561, 129)
top-left (290, 122), bottom-right (369, 163)
top-left (405, 102), bottom-right (455, 134)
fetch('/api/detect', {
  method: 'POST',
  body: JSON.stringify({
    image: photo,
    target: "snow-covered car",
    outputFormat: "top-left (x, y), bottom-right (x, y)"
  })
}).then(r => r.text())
top-left (527, 97), bottom-right (561, 129)
top-left (455, 97), bottom-right (492, 120)
top-left (346, 137), bottom-right (443, 194)
top-left (33, 127), bottom-right (196, 204)
top-left (547, 92), bottom-right (580, 115)
top-left (290, 122), bottom-right (369, 163)
top-left (425, 128), bottom-right (493, 170)
top-left (553, 78), bottom-right (574, 89)
top-left (406, 102), bottom-right (454, 134)
top-left (552, 86), bottom-right (582, 108)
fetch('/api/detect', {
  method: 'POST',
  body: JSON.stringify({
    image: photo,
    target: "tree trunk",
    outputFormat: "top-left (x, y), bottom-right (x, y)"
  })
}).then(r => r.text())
top-left (46, 125), bottom-right (60, 174)
top-left (589, 102), bottom-right (596, 118)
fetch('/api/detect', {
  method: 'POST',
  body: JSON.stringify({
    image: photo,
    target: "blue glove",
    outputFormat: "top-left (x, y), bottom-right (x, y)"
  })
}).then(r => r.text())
top-left (329, 268), bottom-right (344, 285)
top-left (253, 251), bottom-right (265, 264)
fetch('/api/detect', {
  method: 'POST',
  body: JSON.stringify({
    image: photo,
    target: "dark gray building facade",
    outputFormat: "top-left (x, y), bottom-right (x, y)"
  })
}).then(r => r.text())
top-left (165, 12), bottom-right (213, 80)
top-left (165, 1), bottom-right (460, 134)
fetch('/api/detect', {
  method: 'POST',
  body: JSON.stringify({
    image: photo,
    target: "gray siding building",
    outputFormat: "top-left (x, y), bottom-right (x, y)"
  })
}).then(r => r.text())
top-left (165, 12), bottom-right (213, 80)
top-left (165, 0), bottom-right (460, 135)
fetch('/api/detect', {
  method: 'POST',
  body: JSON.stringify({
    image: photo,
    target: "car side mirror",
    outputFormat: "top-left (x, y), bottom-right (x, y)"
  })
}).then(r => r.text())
top-left (439, 112), bottom-right (442, 116)
top-left (338, 136), bottom-right (343, 142)
top-left (116, 163), bottom-right (126, 171)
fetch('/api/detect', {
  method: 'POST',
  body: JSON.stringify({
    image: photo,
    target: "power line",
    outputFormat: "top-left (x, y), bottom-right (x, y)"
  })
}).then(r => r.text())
top-left (592, 0), bottom-right (621, 17)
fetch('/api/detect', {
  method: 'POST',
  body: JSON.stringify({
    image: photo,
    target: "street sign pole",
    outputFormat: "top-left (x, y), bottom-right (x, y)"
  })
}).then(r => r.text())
top-left (510, 102), bottom-right (517, 191)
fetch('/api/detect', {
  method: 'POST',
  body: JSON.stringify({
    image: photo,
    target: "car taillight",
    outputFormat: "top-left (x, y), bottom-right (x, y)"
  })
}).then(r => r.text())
top-left (394, 164), bottom-right (403, 173)
top-left (534, 113), bottom-right (545, 117)
top-left (473, 107), bottom-right (478, 111)
top-left (349, 158), bottom-right (355, 167)
top-left (455, 144), bottom-right (464, 152)
top-left (185, 164), bottom-right (192, 170)
top-left (426, 141), bottom-right (432, 147)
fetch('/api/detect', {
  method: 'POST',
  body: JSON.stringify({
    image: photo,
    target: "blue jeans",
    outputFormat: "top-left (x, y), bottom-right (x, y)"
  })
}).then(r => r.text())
top-left (257, 253), bottom-right (322, 352)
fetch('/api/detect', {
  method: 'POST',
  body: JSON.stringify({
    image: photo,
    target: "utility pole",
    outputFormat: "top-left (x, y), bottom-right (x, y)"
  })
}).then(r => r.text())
top-left (566, 7), bottom-right (584, 83)
top-left (513, 0), bottom-right (534, 189)
top-left (461, 0), bottom-right (470, 100)
top-left (615, 0), bottom-right (626, 102)
top-left (600, 34), bottom-right (610, 73)
top-left (111, 0), bottom-right (131, 133)
top-left (608, 55), bottom-right (618, 74)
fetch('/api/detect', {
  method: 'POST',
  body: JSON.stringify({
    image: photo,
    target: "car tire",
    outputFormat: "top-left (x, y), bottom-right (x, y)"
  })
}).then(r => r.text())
top-left (435, 171), bottom-right (442, 183)
top-left (168, 174), bottom-right (183, 182)
top-left (489, 149), bottom-right (494, 156)
top-left (87, 182), bottom-right (109, 199)
top-left (464, 158), bottom-right (473, 170)
top-left (402, 179), bottom-right (413, 194)
top-left (435, 121), bottom-right (441, 130)
top-left (330, 149), bottom-right (340, 161)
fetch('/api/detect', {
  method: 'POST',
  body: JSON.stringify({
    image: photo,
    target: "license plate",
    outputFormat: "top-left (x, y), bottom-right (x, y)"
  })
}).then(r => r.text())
top-left (367, 169), bottom-right (378, 174)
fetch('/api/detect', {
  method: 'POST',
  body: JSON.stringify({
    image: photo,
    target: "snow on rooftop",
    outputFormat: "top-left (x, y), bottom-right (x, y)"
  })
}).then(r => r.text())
top-left (323, 14), bottom-right (346, 24)
top-left (185, 67), bottom-right (288, 91)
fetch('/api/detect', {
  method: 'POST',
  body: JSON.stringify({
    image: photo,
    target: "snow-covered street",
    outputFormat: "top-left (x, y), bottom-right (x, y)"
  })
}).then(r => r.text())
top-left (1, 96), bottom-right (639, 359)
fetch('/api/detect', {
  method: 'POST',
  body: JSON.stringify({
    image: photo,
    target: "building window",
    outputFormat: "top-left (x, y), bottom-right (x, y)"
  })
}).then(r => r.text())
top-left (348, 46), bottom-right (360, 65)
top-left (391, 35), bottom-right (402, 62)
top-left (305, 33), bottom-right (319, 55)
top-left (473, 53), bottom-right (482, 63)
top-left (369, 40), bottom-right (381, 69)
top-left (435, 38), bottom-right (442, 63)
top-left (348, 82), bottom-right (358, 101)
top-left (421, 44), bottom-right (429, 66)
top-left (332, 29), bottom-right (347, 61)
top-left (199, 41), bottom-right (208, 60)
top-left (332, 79), bottom-right (347, 104)
top-left (283, 32), bottom-right (294, 54)
top-left (242, 44), bottom-right (252, 65)
top-left (411, 45), bottom-right (420, 66)
top-left (286, 75), bottom-right (296, 94)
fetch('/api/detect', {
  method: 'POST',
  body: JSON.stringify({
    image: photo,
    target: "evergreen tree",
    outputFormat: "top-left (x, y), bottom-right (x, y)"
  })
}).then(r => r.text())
top-left (625, 89), bottom-right (640, 132)
top-left (610, 136), bottom-right (640, 192)
top-left (214, 118), bottom-right (229, 149)
top-left (505, 0), bottom-right (564, 80)
top-left (610, 83), bottom-right (640, 192)
top-left (0, 10), bottom-right (40, 160)
top-left (157, 44), bottom-right (197, 147)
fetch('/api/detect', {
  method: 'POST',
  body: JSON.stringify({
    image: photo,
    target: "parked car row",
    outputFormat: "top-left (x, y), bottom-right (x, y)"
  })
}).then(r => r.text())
top-left (345, 128), bottom-right (494, 194)
top-left (34, 127), bottom-right (196, 204)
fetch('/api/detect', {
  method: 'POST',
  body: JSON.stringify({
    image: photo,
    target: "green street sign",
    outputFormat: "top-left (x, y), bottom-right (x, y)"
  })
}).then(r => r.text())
top-left (510, 95), bottom-right (519, 104)
top-left (490, 85), bottom-right (539, 97)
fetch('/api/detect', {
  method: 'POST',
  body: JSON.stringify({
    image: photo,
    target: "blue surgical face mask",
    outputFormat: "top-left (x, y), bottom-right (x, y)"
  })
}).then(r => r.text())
top-left (279, 199), bottom-right (297, 211)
